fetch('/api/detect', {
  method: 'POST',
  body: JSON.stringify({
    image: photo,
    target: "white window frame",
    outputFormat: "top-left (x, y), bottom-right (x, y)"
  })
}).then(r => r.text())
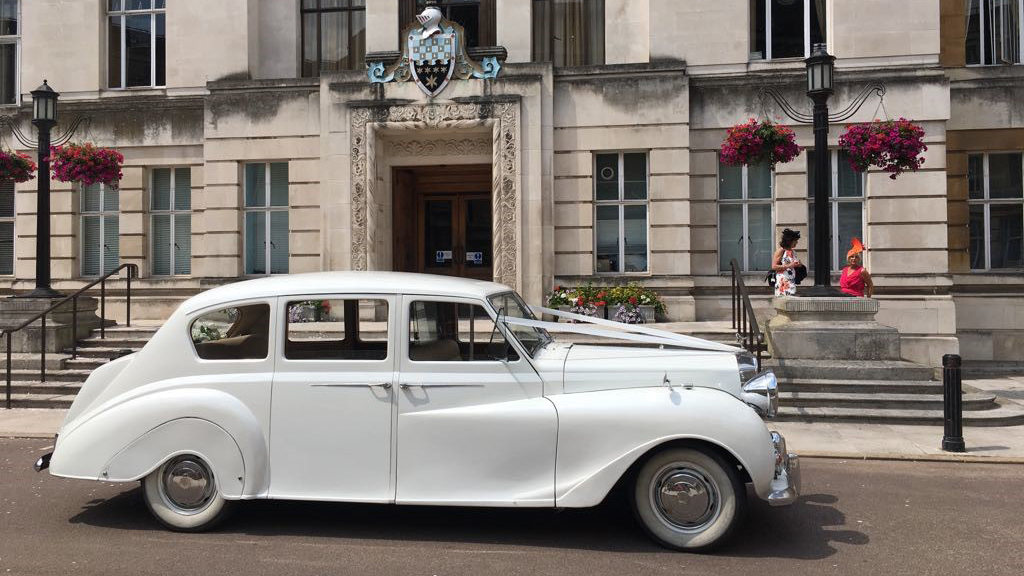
top-left (243, 162), bottom-right (289, 276)
top-left (808, 149), bottom-right (866, 272)
top-left (80, 183), bottom-right (119, 277)
top-left (0, 0), bottom-right (20, 105)
top-left (967, 0), bottom-right (1024, 66)
top-left (108, 0), bottom-right (166, 89)
top-left (968, 152), bottom-right (1024, 270)
top-left (755, 0), bottom-right (825, 61)
top-left (150, 167), bottom-right (191, 276)
top-left (0, 180), bottom-right (14, 275)
top-left (593, 151), bottom-right (650, 275)
top-left (717, 163), bottom-right (775, 272)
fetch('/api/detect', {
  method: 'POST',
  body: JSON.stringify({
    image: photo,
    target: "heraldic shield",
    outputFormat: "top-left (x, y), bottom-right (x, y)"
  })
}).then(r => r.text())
top-left (409, 31), bottom-right (456, 97)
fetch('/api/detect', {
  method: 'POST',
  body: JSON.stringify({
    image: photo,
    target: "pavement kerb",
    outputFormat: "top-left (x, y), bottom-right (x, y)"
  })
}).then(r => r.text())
top-left (799, 451), bottom-right (1024, 465)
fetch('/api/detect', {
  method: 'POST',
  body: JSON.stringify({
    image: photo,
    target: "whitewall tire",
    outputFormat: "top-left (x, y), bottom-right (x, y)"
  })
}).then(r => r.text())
top-left (631, 447), bottom-right (746, 551)
top-left (142, 454), bottom-right (232, 532)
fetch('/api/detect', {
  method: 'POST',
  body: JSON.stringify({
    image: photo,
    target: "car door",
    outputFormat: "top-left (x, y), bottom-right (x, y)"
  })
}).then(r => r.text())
top-left (269, 295), bottom-right (397, 502)
top-left (395, 295), bottom-right (557, 506)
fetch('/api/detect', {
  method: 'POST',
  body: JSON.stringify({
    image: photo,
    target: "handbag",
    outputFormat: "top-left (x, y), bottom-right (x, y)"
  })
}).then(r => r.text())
top-left (794, 264), bottom-right (808, 284)
top-left (765, 270), bottom-right (776, 288)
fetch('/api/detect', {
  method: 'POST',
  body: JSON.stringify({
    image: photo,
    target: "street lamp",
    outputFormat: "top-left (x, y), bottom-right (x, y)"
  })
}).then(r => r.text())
top-left (26, 80), bottom-right (61, 298)
top-left (757, 46), bottom-right (884, 296)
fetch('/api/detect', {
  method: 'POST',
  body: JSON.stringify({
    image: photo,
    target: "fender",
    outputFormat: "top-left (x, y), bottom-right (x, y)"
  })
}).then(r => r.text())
top-left (50, 387), bottom-right (270, 498)
top-left (550, 386), bottom-right (776, 508)
top-left (104, 418), bottom-right (246, 498)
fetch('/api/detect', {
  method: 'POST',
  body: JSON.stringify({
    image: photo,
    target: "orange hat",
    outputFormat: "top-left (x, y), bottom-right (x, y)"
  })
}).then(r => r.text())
top-left (847, 237), bottom-right (865, 259)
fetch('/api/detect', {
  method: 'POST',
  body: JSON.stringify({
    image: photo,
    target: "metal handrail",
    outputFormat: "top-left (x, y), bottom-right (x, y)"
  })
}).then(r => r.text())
top-left (3, 263), bottom-right (138, 409)
top-left (729, 259), bottom-right (766, 371)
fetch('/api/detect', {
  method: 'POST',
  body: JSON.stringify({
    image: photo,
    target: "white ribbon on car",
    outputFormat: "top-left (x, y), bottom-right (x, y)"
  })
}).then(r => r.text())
top-left (496, 305), bottom-right (741, 353)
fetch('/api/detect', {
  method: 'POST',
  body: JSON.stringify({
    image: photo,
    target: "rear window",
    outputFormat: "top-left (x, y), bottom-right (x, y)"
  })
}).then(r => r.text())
top-left (190, 303), bottom-right (270, 360)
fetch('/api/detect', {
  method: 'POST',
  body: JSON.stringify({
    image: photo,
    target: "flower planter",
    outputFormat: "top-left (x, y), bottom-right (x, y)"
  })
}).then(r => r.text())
top-left (837, 118), bottom-right (926, 180)
top-left (0, 150), bottom-right (37, 183)
top-left (639, 305), bottom-right (657, 323)
top-left (720, 119), bottom-right (800, 170)
top-left (49, 143), bottom-right (124, 186)
top-left (558, 305), bottom-right (604, 322)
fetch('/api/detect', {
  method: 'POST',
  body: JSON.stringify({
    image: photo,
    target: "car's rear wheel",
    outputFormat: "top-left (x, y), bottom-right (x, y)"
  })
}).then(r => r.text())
top-left (631, 447), bottom-right (746, 551)
top-left (142, 454), bottom-right (232, 532)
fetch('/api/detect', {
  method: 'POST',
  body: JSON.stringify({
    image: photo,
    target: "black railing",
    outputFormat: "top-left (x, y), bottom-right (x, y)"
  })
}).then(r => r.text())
top-left (3, 264), bottom-right (138, 409)
top-left (730, 259), bottom-right (766, 370)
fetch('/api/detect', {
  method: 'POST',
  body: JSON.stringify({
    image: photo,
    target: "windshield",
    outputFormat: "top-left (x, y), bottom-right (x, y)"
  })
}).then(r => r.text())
top-left (487, 291), bottom-right (552, 357)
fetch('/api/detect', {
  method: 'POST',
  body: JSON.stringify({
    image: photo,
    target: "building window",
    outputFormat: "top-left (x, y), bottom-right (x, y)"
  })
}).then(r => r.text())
top-left (532, 0), bottom-right (605, 66)
top-left (807, 150), bottom-right (864, 272)
top-left (966, 0), bottom-right (1023, 65)
top-left (0, 180), bottom-right (13, 275)
top-left (81, 183), bottom-right (119, 277)
top-left (751, 0), bottom-right (826, 60)
top-left (151, 167), bottom-right (191, 276)
top-left (594, 152), bottom-right (648, 273)
top-left (719, 162), bottom-right (774, 272)
top-left (399, 1), bottom-right (496, 48)
top-left (968, 152), bottom-right (1024, 270)
top-left (108, 0), bottom-right (166, 89)
top-left (244, 162), bottom-right (289, 276)
top-left (0, 0), bottom-right (18, 104)
top-left (301, 0), bottom-right (366, 76)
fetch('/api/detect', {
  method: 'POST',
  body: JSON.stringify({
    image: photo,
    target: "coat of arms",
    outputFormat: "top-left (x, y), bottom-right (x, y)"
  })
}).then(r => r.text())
top-left (367, 5), bottom-right (502, 97)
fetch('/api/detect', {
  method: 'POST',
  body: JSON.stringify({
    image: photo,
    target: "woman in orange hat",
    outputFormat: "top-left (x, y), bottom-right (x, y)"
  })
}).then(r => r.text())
top-left (840, 238), bottom-right (874, 297)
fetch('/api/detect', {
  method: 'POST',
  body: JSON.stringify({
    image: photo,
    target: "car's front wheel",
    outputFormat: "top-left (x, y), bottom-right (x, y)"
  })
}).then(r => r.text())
top-left (631, 447), bottom-right (746, 551)
top-left (142, 454), bottom-right (232, 532)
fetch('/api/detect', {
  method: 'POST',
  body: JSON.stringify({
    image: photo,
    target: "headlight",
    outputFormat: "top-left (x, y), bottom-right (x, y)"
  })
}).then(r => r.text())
top-left (741, 370), bottom-right (778, 418)
top-left (736, 351), bottom-right (758, 383)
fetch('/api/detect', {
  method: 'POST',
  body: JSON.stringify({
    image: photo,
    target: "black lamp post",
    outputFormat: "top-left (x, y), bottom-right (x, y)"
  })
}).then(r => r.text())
top-left (758, 46), bottom-right (885, 297)
top-left (804, 45), bottom-right (840, 296)
top-left (25, 80), bottom-right (62, 299)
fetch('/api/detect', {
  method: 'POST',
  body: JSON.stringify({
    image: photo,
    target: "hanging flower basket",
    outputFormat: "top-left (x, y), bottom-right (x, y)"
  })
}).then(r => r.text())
top-left (48, 143), bottom-right (124, 187)
top-left (720, 119), bottom-right (801, 170)
top-left (837, 118), bottom-right (926, 180)
top-left (0, 149), bottom-right (37, 183)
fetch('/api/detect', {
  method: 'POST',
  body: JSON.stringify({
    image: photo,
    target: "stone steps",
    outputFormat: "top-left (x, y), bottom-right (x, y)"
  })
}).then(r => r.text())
top-left (4, 392), bottom-right (77, 409)
top-left (776, 403), bottom-right (1024, 426)
top-left (3, 380), bottom-right (83, 396)
top-left (766, 359), bottom-right (935, 382)
top-left (962, 361), bottom-right (1024, 379)
top-left (779, 378), bottom-right (942, 394)
top-left (780, 391), bottom-right (998, 410)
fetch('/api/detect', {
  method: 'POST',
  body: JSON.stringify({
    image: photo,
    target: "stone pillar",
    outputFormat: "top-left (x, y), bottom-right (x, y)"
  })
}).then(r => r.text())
top-left (0, 297), bottom-right (102, 353)
top-left (766, 296), bottom-right (902, 361)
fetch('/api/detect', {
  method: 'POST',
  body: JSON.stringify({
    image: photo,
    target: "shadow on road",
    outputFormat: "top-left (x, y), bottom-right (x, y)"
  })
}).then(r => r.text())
top-left (68, 486), bottom-right (867, 558)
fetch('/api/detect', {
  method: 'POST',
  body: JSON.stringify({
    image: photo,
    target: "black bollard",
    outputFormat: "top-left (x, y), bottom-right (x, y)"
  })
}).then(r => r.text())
top-left (941, 354), bottom-right (966, 452)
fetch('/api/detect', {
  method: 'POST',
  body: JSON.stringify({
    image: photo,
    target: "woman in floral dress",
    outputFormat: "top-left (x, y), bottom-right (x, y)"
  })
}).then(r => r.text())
top-left (771, 228), bottom-right (802, 297)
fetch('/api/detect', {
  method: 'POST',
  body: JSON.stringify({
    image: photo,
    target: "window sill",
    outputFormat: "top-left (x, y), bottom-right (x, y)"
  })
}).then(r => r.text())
top-left (746, 58), bottom-right (807, 72)
top-left (100, 87), bottom-right (168, 98)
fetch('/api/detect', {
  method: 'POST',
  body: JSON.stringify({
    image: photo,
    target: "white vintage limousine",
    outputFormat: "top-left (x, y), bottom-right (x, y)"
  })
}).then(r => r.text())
top-left (38, 272), bottom-right (798, 551)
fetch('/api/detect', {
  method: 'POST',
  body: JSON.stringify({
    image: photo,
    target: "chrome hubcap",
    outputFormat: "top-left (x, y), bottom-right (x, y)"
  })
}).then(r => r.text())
top-left (160, 456), bottom-right (215, 513)
top-left (651, 465), bottom-right (720, 532)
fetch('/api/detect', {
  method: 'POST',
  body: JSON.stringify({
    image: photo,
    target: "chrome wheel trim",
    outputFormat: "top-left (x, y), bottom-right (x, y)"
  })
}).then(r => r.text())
top-left (649, 463), bottom-right (722, 533)
top-left (158, 456), bottom-right (216, 515)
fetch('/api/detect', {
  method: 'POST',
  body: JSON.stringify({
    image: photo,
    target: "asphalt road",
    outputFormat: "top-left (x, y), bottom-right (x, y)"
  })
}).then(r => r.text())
top-left (2, 438), bottom-right (1023, 576)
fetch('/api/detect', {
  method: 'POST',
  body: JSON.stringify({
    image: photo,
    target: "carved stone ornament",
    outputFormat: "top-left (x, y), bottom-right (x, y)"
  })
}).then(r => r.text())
top-left (385, 137), bottom-right (492, 157)
top-left (349, 101), bottom-right (520, 287)
top-left (367, 6), bottom-right (501, 96)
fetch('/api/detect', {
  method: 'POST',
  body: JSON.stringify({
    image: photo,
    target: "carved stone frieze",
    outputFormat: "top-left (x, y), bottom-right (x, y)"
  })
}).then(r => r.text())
top-left (384, 137), bottom-right (491, 157)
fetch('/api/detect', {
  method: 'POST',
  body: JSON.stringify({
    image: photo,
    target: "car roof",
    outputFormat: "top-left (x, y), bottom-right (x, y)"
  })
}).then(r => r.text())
top-left (182, 271), bottom-right (513, 314)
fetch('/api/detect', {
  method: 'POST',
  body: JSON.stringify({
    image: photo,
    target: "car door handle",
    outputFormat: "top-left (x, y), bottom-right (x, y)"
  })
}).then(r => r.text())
top-left (399, 382), bottom-right (420, 390)
top-left (312, 382), bottom-right (392, 390)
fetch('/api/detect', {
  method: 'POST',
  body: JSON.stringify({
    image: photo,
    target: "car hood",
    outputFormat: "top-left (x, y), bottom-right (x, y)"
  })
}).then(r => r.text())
top-left (561, 344), bottom-right (742, 397)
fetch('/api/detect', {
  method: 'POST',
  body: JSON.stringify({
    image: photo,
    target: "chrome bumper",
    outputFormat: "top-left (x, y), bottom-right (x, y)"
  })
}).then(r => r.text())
top-left (767, 431), bottom-right (800, 506)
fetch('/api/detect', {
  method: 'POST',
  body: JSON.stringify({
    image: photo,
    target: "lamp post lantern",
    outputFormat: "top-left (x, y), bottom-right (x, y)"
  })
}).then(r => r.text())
top-left (25, 80), bottom-right (62, 298)
top-left (757, 46), bottom-right (884, 297)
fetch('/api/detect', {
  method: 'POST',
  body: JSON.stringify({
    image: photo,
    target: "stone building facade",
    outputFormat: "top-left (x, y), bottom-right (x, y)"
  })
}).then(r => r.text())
top-left (1, 0), bottom-right (1022, 366)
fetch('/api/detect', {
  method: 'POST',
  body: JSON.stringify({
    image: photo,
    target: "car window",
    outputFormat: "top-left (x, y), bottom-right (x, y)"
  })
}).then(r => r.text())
top-left (191, 303), bottom-right (270, 360)
top-left (285, 298), bottom-right (388, 361)
top-left (487, 291), bottom-right (551, 357)
top-left (408, 300), bottom-right (518, 362)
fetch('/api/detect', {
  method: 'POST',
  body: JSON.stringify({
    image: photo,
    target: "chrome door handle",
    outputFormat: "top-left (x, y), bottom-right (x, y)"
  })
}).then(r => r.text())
top-left (399, 382), bottom-right (420, 390)
top-left (312, 382), bottom-right (391, 389)
top-left (370, 382), bottom-right (392, 390)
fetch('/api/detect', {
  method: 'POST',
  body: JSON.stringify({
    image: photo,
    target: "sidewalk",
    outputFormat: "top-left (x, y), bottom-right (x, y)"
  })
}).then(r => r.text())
top-left (3, 407), bottom-right (1024, 462)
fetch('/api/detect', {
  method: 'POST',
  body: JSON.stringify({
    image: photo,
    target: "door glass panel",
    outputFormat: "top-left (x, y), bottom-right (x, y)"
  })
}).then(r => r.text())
top-left (285, 299), bottom-right (388, 360)
top-left (463, 197), bottom-right (492, 270)
top-left (424, 199), bottom-right (454, 270)
top-left (408, 301), bottom-right (516, 362)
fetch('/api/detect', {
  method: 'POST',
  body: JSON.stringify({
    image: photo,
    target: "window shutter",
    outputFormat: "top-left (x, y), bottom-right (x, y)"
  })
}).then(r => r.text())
top-left (245, 211), bottom-right (266, 274)
top-left (82, 183), bottom-right (102, 213)
top-left (152, 213), bottom-right (171, 275)
top-left (174, 213), bottom-right (191, 275)
top-left (82, 215), bottom-right (101, 276)
top-left (0, 180), bottom-right (13, 217)
top-left (0, 221), bottom-right (12, 275)
top-left (152, 168), bottom-right (171, 211)
top-left (103, 214), bottom-right (120, 274)
top-left (103, 185), bottom-right (119, 212)
top-left (245, 163), bottom-right (266, 207)
top-left (270, 162), bottom-right (289, 207)
top-left (270, 211), bottom-right (289, 274)
top-left (174, 167), bottom-right (191, 210)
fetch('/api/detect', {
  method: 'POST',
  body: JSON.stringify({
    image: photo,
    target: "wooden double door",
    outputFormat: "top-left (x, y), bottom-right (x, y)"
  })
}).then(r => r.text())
top-left (393, 165), bottom-right (493, 281)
